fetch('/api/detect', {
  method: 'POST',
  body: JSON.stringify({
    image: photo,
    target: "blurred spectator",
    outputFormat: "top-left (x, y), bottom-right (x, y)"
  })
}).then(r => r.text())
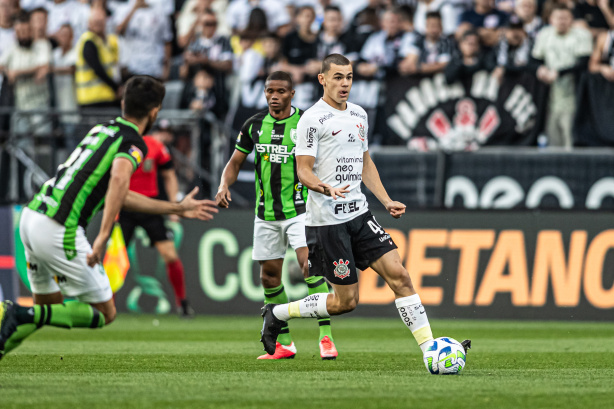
top-left (573, 0), bottom-right (614, 38)
top-left (399, 11), bottom-right (453, 75)
top-left (0, 11), bottom-right (51, 134)
top-left (316, 6), bottom-right (357, 61)
top-left (52, 24), bottom-right (79, 149)
top-left (180, 9), bottom-right (232, 79)
top-left (491, 15), bottom-right (537, 82)
top-left (46, 0), bottom-right (91, 44)
top-left (414, 0), bottom-right (460, 36)
top-left (589, 29), bottom-right (614, 80)
top-left (457, 0), bottom-right (510, 48)
top-left (0, 0), bottom-right (15, 57)
top-left (280, 6), bottom-right (319, 82)
top-left (29, 7), bottom-right (48, 41)
top-left (177, 0), bottom-right (215, 48)
top-left (261, 32), bottom-right (282, 74)
top-left (230, 7), bottom-right (269, 56)
top-left (357, 8), bottom-right (406, 78)
top-left (180, 8), bottom-right (232, 117)
top-left (75, 7), bottom-right (120, 107)
top-left (445, 30), bottom-right (495, 82)
top-left (398, 5), bottom-right (415, 33)
top-left (181, 68), bottom-right (216, 112)
top-left (114, 0), bottom-right (173, 81)
top-left (541, 0), bottom-right (575, 23)
top-left (349, 6), bottom-right (380, 52)
top-left (226, 0), bottom-right (291, 36)
top-left (515, 0), bottom-right (543, 40)
top-left (532, 4), bottom-right (593, 147)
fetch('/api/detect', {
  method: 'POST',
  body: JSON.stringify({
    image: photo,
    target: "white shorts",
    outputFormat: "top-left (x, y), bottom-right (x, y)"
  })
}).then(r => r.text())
top-left (19, 207), bottom-right (113, 304)
top-left (252, 213), bottom-right (307, 261)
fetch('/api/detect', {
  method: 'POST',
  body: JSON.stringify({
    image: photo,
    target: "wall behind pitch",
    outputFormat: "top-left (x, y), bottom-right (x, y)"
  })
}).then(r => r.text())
top-left (106, 210), bottom-right (614, 321)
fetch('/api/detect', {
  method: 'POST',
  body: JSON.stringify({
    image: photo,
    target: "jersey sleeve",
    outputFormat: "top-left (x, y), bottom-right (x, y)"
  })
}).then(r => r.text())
top-left (115, 133), bottom-right (148, 172)
top-left (235, 120), bottom-right (254, 154)
top-left (156, 141), bottom-right (174, 170)
top-left (296, 114), bottom-right (319, 157)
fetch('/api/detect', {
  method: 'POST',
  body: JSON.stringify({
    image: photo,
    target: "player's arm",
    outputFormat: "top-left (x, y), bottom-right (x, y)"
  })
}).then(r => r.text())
top-left (215, 150), bottom-right (248, 208)
top-left (161, 168), bottom-right (179, 203)
top-left (361, 151), bottom-right (406, 218)
top-left (122, 188), bottom-right (218, 219)
top-left (87, 157), bottom-right (134, 267)
top-left (296, 155), bottom-right (349, 200)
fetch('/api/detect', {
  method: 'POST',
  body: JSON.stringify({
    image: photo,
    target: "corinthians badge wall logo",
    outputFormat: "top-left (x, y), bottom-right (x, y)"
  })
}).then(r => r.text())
top-left (333, 259), bottom-right (351, 279)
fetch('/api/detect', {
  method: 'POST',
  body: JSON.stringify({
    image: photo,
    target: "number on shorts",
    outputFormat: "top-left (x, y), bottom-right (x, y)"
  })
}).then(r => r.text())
top-left (367, 218), bottom-right (384, 235)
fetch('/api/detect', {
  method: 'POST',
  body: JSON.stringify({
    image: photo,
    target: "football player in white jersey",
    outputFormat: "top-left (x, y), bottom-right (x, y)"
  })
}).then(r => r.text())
top-left (260, 53), bottom-right (470, 359)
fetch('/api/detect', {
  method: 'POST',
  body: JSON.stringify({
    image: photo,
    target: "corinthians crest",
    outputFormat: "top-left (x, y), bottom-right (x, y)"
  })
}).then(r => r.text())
top-left (356, 123), bottom-right (366, 142)
top-left (333, 259), bottom-right (351, 279)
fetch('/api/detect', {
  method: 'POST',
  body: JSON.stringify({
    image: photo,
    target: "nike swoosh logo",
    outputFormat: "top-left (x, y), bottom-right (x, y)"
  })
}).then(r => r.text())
top-left (332, 130), bottom-right (341, 136)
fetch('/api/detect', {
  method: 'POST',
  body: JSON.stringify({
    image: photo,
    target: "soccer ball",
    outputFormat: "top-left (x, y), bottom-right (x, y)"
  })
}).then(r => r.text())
top-left (423, 337), bottom-right (466, 375)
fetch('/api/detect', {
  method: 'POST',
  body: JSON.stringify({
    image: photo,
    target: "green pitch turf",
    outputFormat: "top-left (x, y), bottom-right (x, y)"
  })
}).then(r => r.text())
top-left (1, 315), bottom-right (613, 409)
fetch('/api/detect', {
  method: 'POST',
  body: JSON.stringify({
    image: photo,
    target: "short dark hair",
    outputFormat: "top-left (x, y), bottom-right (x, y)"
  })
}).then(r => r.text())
top-left (13, 11), bottom-right (30, 24)
top-left (461, 29), bottom-right (479, 41)
top-left (30, 7), bottom-right (47, 16)
top-left (426, 11), bottom-right (442, 20)
top-left (324, 5), bottom-right (342, 14)
top-left (551, 4), bottom-right (572, 13)
top-left (122, 76), bottom-right (166, 119)
top-left (321, 53), bottom-right (351, 74)
top-left (266, 71), bottom-right (293, 90)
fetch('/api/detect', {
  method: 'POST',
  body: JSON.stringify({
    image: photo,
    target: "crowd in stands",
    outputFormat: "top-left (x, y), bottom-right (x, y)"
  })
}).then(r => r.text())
top-left (0, 0), bottom-right (613, 154)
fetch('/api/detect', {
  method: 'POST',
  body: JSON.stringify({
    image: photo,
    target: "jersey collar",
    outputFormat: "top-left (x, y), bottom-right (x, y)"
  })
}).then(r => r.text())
top-left (116, 117), bottom-right (140, 133)
top-left (265, 106), bottom-right (297, 124)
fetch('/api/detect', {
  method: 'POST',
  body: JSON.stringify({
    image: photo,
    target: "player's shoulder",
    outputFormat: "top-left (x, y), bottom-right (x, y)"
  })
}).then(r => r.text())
top-left (300, 100), bottom-right (330, 124)
top-left (346, 102), bottom-right (368, 120)
top-left (243, 109), bottom-right (269, 129)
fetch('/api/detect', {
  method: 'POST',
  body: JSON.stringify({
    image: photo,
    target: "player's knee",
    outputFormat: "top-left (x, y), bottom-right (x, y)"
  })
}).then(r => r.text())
top-left (260, 270), bottom-right (282, 288)
top-left (338, 297), bottom-right (358, 314)
top-left (102, 306), bottom-right (117, 325)
top-left (389, 271), bottom-right (415, 296)
top-left (160, 250), bottom-right (178, 264)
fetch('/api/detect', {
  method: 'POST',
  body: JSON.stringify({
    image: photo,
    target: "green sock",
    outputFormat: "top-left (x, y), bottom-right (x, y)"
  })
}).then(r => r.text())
top-left (4, 323), bottom-right (37, 355)
top-left (305, 276), bottom-right (333, 342)
top-left (264, 284), bottom-right (292, 346)
top-left (33, 301), bottom-right (105, 329)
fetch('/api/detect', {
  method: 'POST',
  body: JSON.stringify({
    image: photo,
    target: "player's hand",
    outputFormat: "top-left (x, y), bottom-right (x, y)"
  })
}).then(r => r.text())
top-left (177, 187), bottom-right (219, 220)
top-left (215, 186), bottom-right (232, 208)
top-left (386, 200), bottom-right (406, 219)
top-left (318, 183), bottom-right (350, 200)
top-left (87, 234), bottom-right (108, 267)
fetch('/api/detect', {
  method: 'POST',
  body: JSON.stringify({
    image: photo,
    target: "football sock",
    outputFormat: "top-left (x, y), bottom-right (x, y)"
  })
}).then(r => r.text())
top-left (395, 294), bottom-right (434, 353)
top-left (31, 301), bottom-right (106, 329)
top-left (273, 293), bottom-right (329, 321)
top-left (264, 284), bottom-right (292, 346)
top-left (305, 276), bottom-right (333, 342)
top-left (166, 259), bottom-right (186, 306)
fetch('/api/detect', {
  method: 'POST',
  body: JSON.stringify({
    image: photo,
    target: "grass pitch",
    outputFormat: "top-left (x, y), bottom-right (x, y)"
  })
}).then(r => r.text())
top-left (0, 315), bottom-right (612, 409)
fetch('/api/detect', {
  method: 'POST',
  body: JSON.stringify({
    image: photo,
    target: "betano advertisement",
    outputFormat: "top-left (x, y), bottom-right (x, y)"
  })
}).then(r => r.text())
top-left (8, 208), bottom-right (614, 321)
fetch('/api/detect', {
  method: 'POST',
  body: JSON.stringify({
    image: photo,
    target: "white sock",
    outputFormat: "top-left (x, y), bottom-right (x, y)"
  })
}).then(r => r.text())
top-left (273, 293), bottom-right (329, 321)
top-left (395, 294), bottom-right (434, 353)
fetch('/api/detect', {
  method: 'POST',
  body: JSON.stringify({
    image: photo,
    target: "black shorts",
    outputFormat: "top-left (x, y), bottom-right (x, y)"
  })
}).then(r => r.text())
top-left (118, 211), bottom-right (173, 246)
top-left (306, 210), bottom-right (397, 285)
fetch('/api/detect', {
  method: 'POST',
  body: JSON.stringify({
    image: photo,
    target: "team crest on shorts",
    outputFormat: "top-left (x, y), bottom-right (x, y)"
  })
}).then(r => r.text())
top-left (333, 259), bottom-right (351, 279)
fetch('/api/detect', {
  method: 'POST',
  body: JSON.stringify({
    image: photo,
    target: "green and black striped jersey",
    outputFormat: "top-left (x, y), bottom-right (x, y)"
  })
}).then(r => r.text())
top-left (29, 116), bottom-right (147, 232)
top-left (235, 107), bottom-right (307, 221)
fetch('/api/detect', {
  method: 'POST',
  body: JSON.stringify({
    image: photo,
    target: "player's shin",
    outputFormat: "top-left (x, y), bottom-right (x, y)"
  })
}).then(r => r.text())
top-left (395, 294), bottom-right (434, 353)
top-left (272, 293), bottom-right (330, 321)
top-left (33, 301), bottom-right (105, 329)
top-left (264, 284), bottom-right (292, 346)
top-left (305, 276), bottom-right (333, 341)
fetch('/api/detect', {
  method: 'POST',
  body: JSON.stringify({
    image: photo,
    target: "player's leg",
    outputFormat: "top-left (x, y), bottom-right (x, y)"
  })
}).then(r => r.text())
top-left (352, 212), bottom-right (434, 353)
top-left (142, 214), bottom-right (192, 317)
top-left (261, 222), bottom-right (356, 355)
top-left (253, 217), bottom-right (297, 359)
top-left (369, 250), bottom-right (434, 353)
top-left (286, 213), bottom-right (335, 345)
